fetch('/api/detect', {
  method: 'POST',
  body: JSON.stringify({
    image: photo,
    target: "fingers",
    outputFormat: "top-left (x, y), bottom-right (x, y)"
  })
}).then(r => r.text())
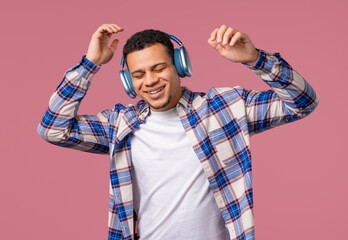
top-left (86, 24), bottom-right (124, 65)
top-left (207, 24), bottom-right (257, 63)
top-left (94, 24), bottom-right (124, 37)
top-left (209, 28), bottom-right (219, 41)
top-left (216, 25), bottom-right (227, 43)
top-left (107, 24), bottom-right (123, 33)
top-left (230, 31), bottom-right (243, 47)
top-left (208, 28), bottom-right (219, 49)
top-left (103, 24), bottom-right (122, 53)
top-left (208, 25), bottom-right (241, 48)
top-left (217, 25), bottom-right (238, 45)
top-left (223, 27), bottom-right (238, 46)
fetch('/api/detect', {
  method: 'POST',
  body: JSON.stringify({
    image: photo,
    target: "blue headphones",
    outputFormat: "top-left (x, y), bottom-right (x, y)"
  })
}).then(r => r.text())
top-left (119, 33), bottom-right (192, 99)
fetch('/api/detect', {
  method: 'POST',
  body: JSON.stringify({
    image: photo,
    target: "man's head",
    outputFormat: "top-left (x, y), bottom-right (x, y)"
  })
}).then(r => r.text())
top-left (122, 30), bottom-right (182, 112)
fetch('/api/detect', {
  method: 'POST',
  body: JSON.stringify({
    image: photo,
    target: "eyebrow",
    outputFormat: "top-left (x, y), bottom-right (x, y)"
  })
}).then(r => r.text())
top-left (131, 62), bottom-right (167, 75)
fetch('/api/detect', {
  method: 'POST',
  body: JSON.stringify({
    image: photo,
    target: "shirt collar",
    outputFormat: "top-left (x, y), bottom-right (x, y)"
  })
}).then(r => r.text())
top-left (137, 101), bottom-right (150, 120)
top-left (177, 86), bottom-right (194, 111)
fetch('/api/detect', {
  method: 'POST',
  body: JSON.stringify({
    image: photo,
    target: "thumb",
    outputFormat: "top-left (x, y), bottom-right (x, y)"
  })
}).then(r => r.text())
top-left (109, 39), bottom-right (119, 54)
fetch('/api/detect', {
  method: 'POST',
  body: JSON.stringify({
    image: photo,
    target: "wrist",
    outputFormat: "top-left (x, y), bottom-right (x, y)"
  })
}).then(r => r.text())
top-left (242, 49), bottom-right (260, 66)
top-left (85, 55), bottom-right (102, 66)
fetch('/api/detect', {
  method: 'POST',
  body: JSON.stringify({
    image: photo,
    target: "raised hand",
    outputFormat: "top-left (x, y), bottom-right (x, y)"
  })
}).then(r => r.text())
top-left (208, 25), bottom-right (259, 66)
top-left (86, 24), bottom-right (124, 66)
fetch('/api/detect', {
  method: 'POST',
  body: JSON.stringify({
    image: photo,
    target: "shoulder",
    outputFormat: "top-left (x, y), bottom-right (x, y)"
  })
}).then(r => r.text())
top-left (109, 100), bottom-right (147, 125)
top-left (191, 87), bottom-right (246, 107)
top-left (182, 86), bottom-right (244, 103)
top-left (182, 86), bottom-right (246, 113)
top-left (205, 87), bottom-right (245, 100)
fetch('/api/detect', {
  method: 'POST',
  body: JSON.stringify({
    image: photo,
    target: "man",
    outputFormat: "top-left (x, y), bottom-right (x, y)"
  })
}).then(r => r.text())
top-left (38, 24), bottom-right (319, 240)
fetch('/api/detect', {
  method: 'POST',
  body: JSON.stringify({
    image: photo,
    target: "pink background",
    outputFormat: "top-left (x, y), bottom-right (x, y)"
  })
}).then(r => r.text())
top-left (1, 0), bottom-right (347, 239)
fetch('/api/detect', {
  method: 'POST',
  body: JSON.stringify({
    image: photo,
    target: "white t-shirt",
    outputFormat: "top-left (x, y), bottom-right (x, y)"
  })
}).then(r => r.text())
top-left (130, 108), bottom-right (230, 240)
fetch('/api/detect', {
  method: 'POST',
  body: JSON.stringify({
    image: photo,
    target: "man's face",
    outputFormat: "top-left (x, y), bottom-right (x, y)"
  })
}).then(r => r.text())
top-left (126, 43), bottom-right (182, 112)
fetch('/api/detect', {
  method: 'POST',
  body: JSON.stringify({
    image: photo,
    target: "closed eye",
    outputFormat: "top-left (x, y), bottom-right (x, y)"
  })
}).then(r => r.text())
top-left (154, 67), bottom-right (166, 73)
top-left (133, 73), bottom-right (145, 79)
top-left (131, 62), bottom-right (168, 78)
top-left (153, 63), bottom-right (167, 72)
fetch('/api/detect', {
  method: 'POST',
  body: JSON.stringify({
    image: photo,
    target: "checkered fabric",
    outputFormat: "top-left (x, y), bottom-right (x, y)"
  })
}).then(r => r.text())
top-left (38, 50), bottom-right (319, 240)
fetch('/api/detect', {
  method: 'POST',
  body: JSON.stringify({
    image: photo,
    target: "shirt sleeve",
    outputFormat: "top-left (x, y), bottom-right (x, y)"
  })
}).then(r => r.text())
top-left (240, 49), bottom-right (320, 136)
top-left (37, 56), bottom-right (112, 154)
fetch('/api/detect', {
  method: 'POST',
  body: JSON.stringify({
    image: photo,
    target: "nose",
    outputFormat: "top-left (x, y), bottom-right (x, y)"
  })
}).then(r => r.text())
top-left (144, 72), bottom-right (159, 87)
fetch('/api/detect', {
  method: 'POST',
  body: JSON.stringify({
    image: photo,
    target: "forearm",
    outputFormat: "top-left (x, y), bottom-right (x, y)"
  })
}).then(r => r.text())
top-left (37, 56), bottom-right (110, 154)
top-left (243, 49), bottom-right (319, 134)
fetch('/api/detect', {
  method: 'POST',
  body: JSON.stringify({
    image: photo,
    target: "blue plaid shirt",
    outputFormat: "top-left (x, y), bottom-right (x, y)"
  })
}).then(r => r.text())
top-left (38, 49), bottom-right (319, 240)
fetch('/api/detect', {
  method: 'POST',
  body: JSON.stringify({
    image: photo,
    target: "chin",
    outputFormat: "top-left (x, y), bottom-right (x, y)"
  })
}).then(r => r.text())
top-left (148, 96), bottom-right (172, 111)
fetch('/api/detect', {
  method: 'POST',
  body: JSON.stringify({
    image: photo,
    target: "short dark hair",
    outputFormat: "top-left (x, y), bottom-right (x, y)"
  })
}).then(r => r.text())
top-left (123, 29), bottom-right (174, 65)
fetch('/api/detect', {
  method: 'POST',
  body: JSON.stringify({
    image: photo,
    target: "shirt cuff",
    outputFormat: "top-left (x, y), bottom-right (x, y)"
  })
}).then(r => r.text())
top-left (82, 55), bottom-right (101, 74)
top-left (243, 49), bottom-right (282, 73)
top-left (68, 55), bottom-right (101, 82)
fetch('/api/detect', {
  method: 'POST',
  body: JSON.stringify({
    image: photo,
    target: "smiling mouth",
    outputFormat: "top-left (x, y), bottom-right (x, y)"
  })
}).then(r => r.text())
top-left (146, 86), bottom-right (165, 95)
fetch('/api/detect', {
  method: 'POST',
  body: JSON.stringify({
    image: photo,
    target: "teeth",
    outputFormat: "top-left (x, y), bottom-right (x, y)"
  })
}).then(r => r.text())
top-left (149, 87), bottom-right (164, 94)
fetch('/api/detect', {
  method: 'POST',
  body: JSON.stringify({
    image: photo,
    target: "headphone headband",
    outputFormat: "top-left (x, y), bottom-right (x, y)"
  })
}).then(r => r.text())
top-left (164, 33), bottom-right (183, 46)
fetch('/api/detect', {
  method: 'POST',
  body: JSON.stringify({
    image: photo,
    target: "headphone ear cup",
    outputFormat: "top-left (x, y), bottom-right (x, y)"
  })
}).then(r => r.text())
top-left (174, 46), bottom-right (192, 78)
top-left (179, 46), bottom-right (192, 77)
top-left (174, 48), bottom-right (185, 77)
top-left (119, 68), bottom-right (137, 99)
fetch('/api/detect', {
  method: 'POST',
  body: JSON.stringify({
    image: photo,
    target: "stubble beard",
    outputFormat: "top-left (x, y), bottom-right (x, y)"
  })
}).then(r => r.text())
top-left (148, 95), bottom-right (172, 111)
